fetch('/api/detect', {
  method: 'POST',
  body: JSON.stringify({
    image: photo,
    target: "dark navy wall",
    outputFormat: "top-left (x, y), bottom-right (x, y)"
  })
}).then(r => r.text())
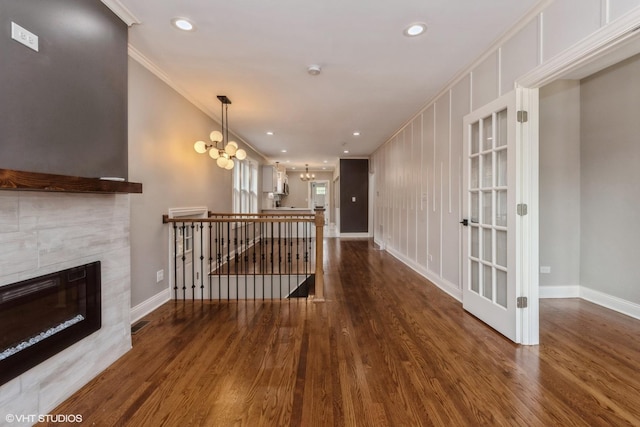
top-left (340, 159), bottom-right (369, 233)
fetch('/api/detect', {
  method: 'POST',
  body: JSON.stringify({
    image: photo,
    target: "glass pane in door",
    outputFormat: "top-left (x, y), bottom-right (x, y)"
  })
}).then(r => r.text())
top-left (496, 230), bottom-right (507, 268)
top-left (483, 115), bottom-right (493, 151)
top-left (482, 154), bottom-right (493, 188)
top-left (471, 192), bottom-right (479, 224)
top-left (471, 157), bottom-right (479, 189)
top-left (496, 269), bottom-right (507, 308)
top-left (471, 261), bottom-right (480, 293)
top-left (471, 227), bottom-right (479, 258)
top-left (496, 190), bottom-right (507, 227)
top-left (497, 149), bottom-right (507, 187)
top-left (483, 265), bottom-right (493, 300)
top-left (482, 228), bottom-right (492, 262)
top-left (482, 192), bottom-right (492, 226)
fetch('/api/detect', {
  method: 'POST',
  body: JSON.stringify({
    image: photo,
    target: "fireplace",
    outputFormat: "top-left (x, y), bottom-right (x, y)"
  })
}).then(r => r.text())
top-left (0, 262), bottom-right (101, 385)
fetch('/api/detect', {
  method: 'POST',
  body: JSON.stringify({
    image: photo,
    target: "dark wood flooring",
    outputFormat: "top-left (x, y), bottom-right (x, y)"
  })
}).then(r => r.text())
top-left (41, 239), bottom-right (640, 426)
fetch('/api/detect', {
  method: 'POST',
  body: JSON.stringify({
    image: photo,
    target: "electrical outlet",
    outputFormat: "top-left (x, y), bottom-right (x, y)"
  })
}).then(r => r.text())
top-left (156, 269), bottom-right (164, 282)
top-left (11, 22), bottom-right (39, 52)
top-left (540, 266), bottom-right (551, 274)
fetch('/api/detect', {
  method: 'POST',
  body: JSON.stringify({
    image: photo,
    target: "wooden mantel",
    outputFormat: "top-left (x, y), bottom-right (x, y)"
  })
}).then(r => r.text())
top-left (0, 169), bottom-right (142, 194)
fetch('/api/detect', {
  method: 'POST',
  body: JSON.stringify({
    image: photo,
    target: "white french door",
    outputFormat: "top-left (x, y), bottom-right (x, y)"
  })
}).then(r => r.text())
top-left (462, 91), bottom-right (521, 342)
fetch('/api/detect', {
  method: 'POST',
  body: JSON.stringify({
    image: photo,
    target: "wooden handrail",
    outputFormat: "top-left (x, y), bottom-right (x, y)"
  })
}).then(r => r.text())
top-left (162, 215), bottom-right (315, 224)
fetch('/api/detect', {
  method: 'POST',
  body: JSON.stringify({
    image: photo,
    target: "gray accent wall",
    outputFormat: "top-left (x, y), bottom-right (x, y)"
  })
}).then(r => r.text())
top-left (128, 59), bottom-right (264, 307)
top-left (0, 0), bottom-right (128, 178)
top-left (539, 80), bottom-right (581, 289)
top-left (580, 54), bottom-right (640, 304)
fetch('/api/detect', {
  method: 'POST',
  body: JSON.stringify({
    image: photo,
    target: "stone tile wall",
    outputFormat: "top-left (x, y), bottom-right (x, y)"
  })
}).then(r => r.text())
top-left (0, 192), bottom-right (132, 426)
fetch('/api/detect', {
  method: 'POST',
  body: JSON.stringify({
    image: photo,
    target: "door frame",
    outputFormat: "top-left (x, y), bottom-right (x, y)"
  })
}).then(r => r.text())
top-left (514, 8), bottom-right (640, 345)
top-left (308, 180), bottom-right (331, 224)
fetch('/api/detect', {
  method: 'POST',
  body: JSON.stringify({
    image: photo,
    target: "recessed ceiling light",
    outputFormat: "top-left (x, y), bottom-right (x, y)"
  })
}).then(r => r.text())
top-left (323, 160), bottom-right (328, 163)
top-left (404, 23), bottom-right (427, 37)
top-left (353, 131), bottom-right (360, 136)
top-left (344, 150), bottom-right (350, 154)
top-left (172, 18), bottom-right (194, 31)
top-left (266, 131), bottom-right (274, 136)
top-left (322, 167), bottom-right (327, 170)
top-left (281, 149), bottom-right (287, 153)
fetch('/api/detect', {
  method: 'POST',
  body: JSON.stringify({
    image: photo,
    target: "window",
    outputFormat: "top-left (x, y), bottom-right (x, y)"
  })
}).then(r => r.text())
top-left (233, 157), bottom-right (258, 214)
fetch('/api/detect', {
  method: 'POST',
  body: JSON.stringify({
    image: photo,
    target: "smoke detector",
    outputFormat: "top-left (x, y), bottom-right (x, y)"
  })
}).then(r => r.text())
top-left (307, 65), bottom-right (322, 76)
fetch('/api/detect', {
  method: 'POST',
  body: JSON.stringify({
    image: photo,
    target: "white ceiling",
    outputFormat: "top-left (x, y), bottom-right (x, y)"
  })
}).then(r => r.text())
top-left (114, 0), bottom-right (540, 171)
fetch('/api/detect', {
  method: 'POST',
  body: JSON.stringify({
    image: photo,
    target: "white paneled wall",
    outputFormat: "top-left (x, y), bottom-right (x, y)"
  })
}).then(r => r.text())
top-left (372, 0), bottom-right (640, 300)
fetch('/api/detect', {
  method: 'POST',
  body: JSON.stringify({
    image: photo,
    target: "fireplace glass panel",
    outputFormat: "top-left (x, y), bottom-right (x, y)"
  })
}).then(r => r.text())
top-left (0, 262), bottom-right (101, 385)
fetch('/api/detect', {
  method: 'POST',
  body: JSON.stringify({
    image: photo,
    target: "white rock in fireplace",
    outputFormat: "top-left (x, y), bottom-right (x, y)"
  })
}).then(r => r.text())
top-left (0, 191), bottom-right (132, 424)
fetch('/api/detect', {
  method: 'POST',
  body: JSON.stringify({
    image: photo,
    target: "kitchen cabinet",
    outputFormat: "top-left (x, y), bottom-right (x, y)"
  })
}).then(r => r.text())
top-left (262, 165), bottom-right (277, 193)
top-left (262, 165), bottom-right (288, 194)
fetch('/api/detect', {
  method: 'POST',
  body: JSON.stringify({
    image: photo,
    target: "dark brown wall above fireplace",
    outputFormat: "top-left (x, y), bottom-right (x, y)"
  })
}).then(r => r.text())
top-left (0, 0), bottom-right (128, 179)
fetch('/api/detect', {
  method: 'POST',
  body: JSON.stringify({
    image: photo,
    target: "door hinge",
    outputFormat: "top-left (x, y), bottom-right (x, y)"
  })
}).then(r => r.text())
top-left (517, 296), bottom-right (528, 308)
top-left (517, 110), bottom-right (528, 123)
top-left (517, 203), bottom-right (528, 216)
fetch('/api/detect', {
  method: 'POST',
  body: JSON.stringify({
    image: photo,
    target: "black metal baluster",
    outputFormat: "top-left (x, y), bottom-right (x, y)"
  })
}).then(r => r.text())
top-left (173, 222), bottom-right (178, 300)
top-left (227, 221), bottom-right (231, 301)
top-left (252, 221), bottom-right (257, 300)
top-left (208, 221), bottom-right (213, 300)
top-left (199, 222), bottom-right (204, 301)
top-left (191, 223), bottom-right (196, 301)
top-left (181, 222), bottom-right (186, 301)
top-left (278, 221), bottom-right (282, 299)
top-left (218, 220), bottom-right (222, 301)
top-left (296, 218), bottom-right (300, 291)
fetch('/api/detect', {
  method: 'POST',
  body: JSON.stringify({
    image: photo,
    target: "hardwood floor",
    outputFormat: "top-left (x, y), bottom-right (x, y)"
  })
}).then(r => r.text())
top-left (42, 239), bottom-right (640, 426)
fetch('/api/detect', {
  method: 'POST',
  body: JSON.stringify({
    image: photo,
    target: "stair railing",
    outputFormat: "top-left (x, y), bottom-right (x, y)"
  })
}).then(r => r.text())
top-left (162, 210), bottom-right (324, 301)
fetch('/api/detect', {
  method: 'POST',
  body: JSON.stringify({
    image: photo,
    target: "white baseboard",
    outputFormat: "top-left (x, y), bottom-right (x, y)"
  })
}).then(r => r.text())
top-left (130, 288), bottom-right (170, 324)
top-left (539, 285), bottom-right (580, 299)
top-left (539, 285), bottom-right (640, 321)
top-left (385, 246), bottom-right (462, 302)
top-left (339, 232), bottom-right (371, 238)
top-left (373, 238), bottom-right (386, 250)
top-left (580, 286), bottom-right (640, 321)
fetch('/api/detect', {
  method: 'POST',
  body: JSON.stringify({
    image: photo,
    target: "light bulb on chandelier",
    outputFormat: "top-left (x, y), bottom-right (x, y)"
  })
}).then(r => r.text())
top-left (193, 96), bottom-right (247, 169)
top-left (300, 164), bottom-right (315, 181)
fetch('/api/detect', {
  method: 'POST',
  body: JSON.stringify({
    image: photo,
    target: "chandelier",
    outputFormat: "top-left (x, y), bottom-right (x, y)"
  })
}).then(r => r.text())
top-left (194, 95), bottom-right (247, 170)
top-left (300, 164), bottom-right (315, 181)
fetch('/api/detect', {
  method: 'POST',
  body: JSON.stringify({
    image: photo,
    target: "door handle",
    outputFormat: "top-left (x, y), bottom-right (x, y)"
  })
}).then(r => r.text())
top-left (460, 219), bottom-right (469, 227)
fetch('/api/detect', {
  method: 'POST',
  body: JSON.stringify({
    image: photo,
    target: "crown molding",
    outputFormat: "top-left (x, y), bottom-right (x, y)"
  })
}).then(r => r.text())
top-left (101, 0), bottom-right (141, 26)
top-left (127, 45), bottom-right (266, 163)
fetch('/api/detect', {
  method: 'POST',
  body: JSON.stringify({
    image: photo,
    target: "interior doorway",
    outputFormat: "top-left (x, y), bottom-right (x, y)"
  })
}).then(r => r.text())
top-left (519, 28), bottom-right (640, 337)
top-left (308, 180), bottom-right (330, 226)
top-left (538, 52), bottom-right (640, 317)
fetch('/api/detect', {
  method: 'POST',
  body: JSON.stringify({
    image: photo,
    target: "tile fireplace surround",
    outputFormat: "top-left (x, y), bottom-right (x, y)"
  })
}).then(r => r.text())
top-left (0, 191), bottom-right (132, 424)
